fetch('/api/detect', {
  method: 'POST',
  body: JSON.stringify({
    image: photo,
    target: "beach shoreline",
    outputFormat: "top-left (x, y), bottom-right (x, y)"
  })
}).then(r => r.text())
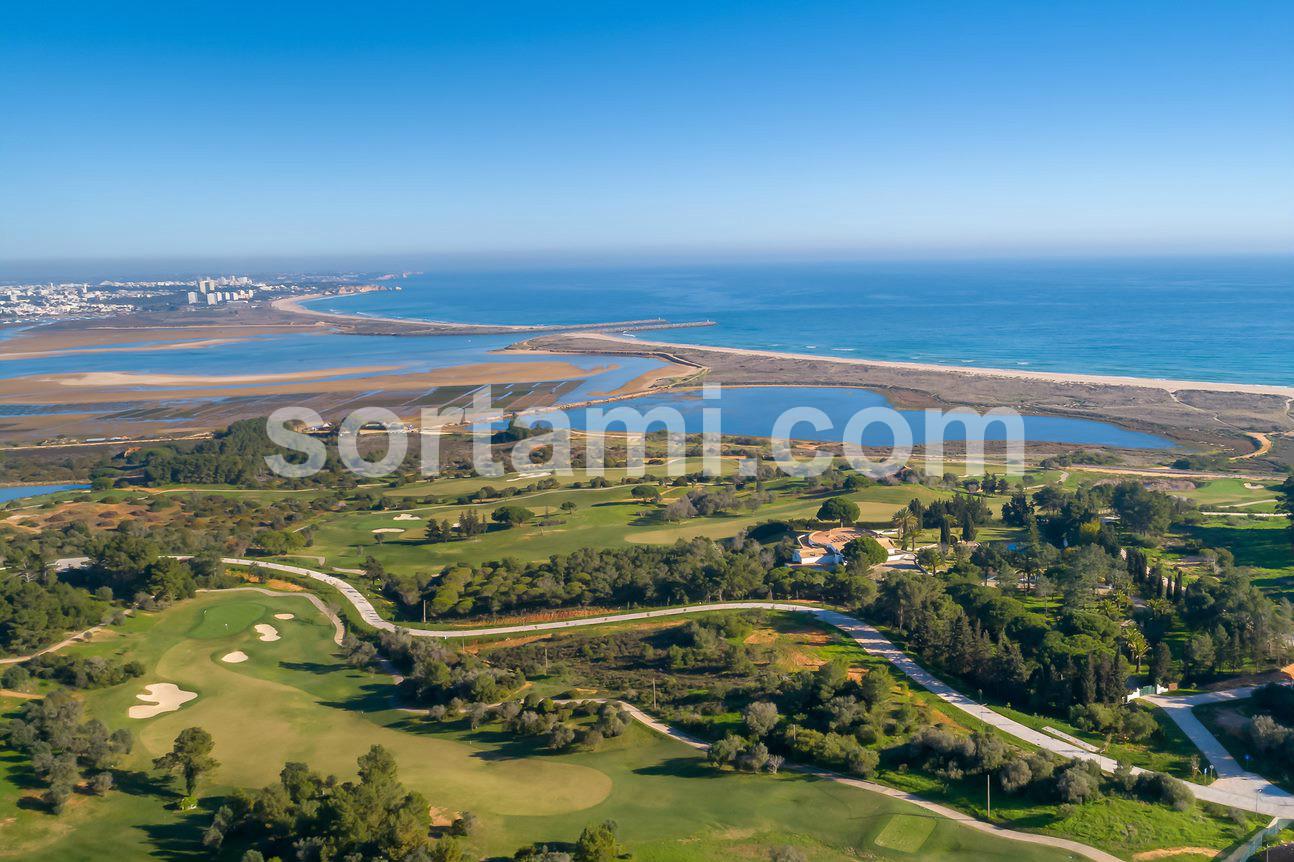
top-left (273, 292), bottom-right (717, 336)
top-left (523, 332), bottom-right (1294, 398)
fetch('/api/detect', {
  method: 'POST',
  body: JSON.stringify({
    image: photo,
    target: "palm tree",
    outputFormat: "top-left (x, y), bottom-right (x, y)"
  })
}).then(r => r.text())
top-left (891, 509), bottom-right (919, 551)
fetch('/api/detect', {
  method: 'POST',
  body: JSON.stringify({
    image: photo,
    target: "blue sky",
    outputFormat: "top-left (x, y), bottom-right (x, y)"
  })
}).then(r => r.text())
top-left (2, 1), bottom-right (1292, 264)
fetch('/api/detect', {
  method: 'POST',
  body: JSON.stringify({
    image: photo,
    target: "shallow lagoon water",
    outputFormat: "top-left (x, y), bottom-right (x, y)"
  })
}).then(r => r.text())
top-left (550, 386), bottom-right (1171, 449)
top-left (0, 484), bottom-right (89, 503)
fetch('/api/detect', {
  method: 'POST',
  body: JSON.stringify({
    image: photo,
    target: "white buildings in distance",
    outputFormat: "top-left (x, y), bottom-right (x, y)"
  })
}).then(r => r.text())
top-left (0, 275), bottom-right (264, 322)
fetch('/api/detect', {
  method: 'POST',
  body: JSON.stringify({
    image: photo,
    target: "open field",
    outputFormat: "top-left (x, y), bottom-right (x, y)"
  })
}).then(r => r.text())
top-left (0, 591), bottom-right (1089, 862)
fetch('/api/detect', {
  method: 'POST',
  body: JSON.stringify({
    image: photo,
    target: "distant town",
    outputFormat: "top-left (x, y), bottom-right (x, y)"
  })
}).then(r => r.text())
top-left (0, 273), bottom-right (375, 323)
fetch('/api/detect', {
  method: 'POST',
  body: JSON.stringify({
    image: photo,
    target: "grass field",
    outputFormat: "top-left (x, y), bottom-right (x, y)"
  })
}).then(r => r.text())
top-left (0, 591), bottom-right (1089, 862)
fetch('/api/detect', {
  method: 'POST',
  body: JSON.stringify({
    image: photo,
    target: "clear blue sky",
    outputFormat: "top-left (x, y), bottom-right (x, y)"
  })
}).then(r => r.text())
top-left (2, 1), bottom-right (1292, 264)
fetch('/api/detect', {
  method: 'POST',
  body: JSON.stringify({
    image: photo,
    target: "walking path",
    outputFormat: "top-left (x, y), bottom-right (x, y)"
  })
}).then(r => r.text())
top-left (214, 558), bottom-right (1294, 817)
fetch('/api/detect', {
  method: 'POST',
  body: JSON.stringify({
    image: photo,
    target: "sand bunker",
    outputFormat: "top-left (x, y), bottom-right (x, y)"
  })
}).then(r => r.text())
top-left (1244, 482), bottom-right (1266, 490)
top-left (274, 613), bottom-right (295, 620)
top-left (221, 651), bottom-right (249, 663)
top-left (372, 528), bottom-right (405, 534)
top-left (128, 683), bottom-right (197, 719)
top-left (254, 624), bottom-right (281, 642)
top-left (393, 513), bottom-right (422, 521)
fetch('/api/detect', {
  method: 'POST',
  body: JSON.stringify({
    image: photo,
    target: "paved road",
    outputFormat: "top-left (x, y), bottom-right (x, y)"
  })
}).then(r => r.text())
top-left (1144, 686), bottom-right (1294, 808)
top-left (214, 558), bottom-right (1294, 817)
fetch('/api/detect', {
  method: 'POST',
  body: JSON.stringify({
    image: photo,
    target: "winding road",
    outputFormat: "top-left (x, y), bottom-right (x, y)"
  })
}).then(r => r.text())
top-left (212, 558), bottom-right (1294, 818)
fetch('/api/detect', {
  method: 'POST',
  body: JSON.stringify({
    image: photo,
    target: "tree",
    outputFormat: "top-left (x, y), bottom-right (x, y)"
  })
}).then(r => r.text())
top-left (816, 497), bottom-right (859, 525)
top-left (574, 820), bottom-right (627, 862)
top-left (1280, 476), bottom-right (1294, 550)
top-left (890, 509), bottom-right (919, 551)
top-left (1150, 641), bottom-right (1175, 686)
top-left (492, 505), bottom-right (535, 528)
top-left (842, 536), bottom-right (887, 568)
top-left (1111, 481), bottom-right (1175, 535)
top-left (707, 734), bottom-right (746, 768)
top-left (1183, 633), bottom-right (1216, 680)
top-left (154, 727), bottom-right (219, 795)
top-left (743, 701), bottom-right (780, 738)
top-left (1120, 627), bottom-right (1150, 672)
top-left (1001, 492), bottom-right (1035, 527)
top-left (1056, 760), bottom-right (1102, 804)
top-left (916, 546), bottom-right (945, 573)
top-left (630, 485), bottom-right (662, 503)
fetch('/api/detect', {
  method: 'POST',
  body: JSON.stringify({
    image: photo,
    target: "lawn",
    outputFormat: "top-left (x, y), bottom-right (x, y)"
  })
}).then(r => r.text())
top-left (0, 592), bottom-right (1088, 862)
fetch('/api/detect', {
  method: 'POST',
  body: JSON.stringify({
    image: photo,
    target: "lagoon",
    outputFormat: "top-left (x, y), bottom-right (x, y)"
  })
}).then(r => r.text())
top-left (550, 386), bottom-right (1171, 449)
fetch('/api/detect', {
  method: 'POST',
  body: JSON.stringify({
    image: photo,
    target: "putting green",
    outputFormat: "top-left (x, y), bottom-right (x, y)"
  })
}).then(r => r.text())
top-left (186, 601), bottom-right (267, 638)
top-left (872, 813), bottom-right (937, 853)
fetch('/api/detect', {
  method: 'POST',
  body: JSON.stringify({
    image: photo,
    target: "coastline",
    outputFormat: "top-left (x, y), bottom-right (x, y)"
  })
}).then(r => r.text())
top-left (512, 332), bottom-right (1294, 460)
top-left (536, 332), bottom-right (1294, 398)
top-left (274, 292), bottom-right (717, 336)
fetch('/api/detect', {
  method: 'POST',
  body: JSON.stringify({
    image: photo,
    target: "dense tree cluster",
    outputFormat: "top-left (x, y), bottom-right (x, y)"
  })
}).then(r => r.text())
top-left (410, 539), bottom-right (880, 621)
top-left (0, 575), bottom-right (106, 655)
top-left (2, 689), bottom-right (133, 811)
top-left (204, 745), bottom-right (440, 861)
top-left (873, 567), bottom-right (1135, 716)
top-left (374, 630), bottom-right (526, 706)
top-left (206, 746), bottom-right (629, 862)
top-left (16, 652), bottom-right (144, 689)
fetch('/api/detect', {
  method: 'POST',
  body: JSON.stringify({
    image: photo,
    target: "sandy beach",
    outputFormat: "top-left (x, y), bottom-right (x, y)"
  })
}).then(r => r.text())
top-left (0, 360), bottom-right (612, 405)
top-left (565, 333), bottom-right (1294, 399)
top-left (271, 293), bottom-right (540, 331)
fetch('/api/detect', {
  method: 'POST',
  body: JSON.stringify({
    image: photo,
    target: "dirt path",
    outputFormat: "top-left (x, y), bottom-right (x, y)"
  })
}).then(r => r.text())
top-left (1232, 432), bottom-right (1273, 460)
top-left (1132, 848), bottom-right (1220, 860)
top-left (0, 615), bottom-right (127, 665)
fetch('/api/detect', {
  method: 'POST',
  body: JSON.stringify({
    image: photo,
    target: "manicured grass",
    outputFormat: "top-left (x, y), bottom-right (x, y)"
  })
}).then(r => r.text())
top-left (1178, 478), bottom-right (1275, 506)
top-left (0, 592), bottom-right (1086, 862)
top-left (873, 813), bottom-right (937, 852)
top-left (302, 476), bottom-right (951, 574)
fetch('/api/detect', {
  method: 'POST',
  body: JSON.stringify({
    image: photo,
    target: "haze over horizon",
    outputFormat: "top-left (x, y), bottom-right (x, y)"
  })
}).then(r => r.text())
top-left (3, 1), bottom-right (1292, 265)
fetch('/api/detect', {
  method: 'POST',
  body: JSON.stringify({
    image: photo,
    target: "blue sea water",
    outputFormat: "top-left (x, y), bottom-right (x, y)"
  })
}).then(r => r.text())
top-left (312, 256), bottom-right (1294, 387)
top-left (8, 256), bottom-right (1269, 449)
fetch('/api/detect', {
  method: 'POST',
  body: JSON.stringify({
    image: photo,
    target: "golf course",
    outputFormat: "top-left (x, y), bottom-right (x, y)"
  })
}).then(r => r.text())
top-left (0, 589), bottom-right (1091, 861)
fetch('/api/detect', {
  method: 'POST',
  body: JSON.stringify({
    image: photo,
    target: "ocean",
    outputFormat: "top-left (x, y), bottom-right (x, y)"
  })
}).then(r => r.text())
top-left (310, 256), bottom-right (1294, 387)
